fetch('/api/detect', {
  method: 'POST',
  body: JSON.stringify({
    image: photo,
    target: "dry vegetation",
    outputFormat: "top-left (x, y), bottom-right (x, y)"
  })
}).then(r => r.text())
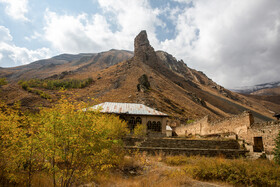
top-left (1, 48), bottom-right (279, 122)
top-left (81, 153), bottom-right (280, 187)
top-left (93, 154), bottom-right (279, 187)
top-left (164, 155), bottom-right (280, 186)
top-left (1, 96), bottom-right (280, 186)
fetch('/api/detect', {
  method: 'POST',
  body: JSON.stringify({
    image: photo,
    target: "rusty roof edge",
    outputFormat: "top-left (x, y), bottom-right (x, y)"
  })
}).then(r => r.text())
top-left (101, 112), bottom-right (168, 117)
top-left (86, 102), bottom-right (169, 116)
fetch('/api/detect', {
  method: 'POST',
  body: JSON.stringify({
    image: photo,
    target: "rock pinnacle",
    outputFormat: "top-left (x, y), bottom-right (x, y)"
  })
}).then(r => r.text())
top-left (133, 30), bottom-right (157, 63)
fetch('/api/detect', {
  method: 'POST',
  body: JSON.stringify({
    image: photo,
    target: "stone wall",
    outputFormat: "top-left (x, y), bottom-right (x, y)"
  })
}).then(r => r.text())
top-left (176, 116), bottom-right (209, 136)
top-left (247, 122), bottom-right (280, 153)
top-left (123, 137), bottom-right (247, 158)
top-left (175, 111), bottom-right (253, 136)
top-left (175, 111), bottom-right (280, 154)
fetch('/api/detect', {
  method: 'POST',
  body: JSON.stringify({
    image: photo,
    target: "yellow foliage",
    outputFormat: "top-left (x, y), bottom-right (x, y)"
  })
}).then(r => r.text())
top-left (0, 96), bottom-right (128, 186)
top-left (133, 123), bottom-right (146, 138)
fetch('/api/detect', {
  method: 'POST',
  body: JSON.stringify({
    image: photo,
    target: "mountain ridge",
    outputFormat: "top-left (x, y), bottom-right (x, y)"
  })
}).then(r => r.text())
top-left (232, 81), bottom-right (280, 95)
top-left (0, 30), bottom-right (279, 122)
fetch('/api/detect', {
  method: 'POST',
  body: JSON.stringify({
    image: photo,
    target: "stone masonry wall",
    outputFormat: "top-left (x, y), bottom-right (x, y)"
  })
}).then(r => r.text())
top-left (123, 137), bottom-right (247, 158)
top-left (176, 116), bottom-right (209, 136)
top-left (175, 111), bottom-right (280, 154)
top-left (175, 111), bottom-right (253, 137)
top-left (247, 122), bottom-right (280, 153)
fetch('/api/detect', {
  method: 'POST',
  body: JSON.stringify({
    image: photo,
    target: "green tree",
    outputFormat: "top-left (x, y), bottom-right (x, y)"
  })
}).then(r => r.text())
top-left (274, 130), bottom-right (280, 165)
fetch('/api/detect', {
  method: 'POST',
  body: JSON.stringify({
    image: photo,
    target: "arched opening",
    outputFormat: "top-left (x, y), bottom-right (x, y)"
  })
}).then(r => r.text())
top-left (136, 117), bottom-right (142, 124)
top-left (156, 121), bottom-right (162, 132)
top-left (147, 121), bottom-right (162, 132)
top-left (147, 121), bottom-right (152, 130)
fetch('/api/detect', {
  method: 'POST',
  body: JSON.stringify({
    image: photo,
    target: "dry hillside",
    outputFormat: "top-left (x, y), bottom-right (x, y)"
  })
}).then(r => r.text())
top-left (0, 30), bottom-right (279, 121)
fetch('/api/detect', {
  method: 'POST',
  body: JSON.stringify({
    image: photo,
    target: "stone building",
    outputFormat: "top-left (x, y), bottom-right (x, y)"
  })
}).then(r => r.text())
top-left (86, 102), bottom-right (168, 136)
top-left (175, 111), bottom-right (280, 154)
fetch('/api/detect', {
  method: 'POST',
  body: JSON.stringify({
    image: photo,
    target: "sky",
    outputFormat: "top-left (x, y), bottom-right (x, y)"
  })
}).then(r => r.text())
top-left (0, 0), bottom-right (279, 89)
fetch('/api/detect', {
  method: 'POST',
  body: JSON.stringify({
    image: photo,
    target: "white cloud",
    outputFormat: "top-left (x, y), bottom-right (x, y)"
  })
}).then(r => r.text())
top-left (0, 25), bottom-right (12, 42)
top-left (2, 0), bottom-right (278, 88)
top-left (0, 26), bottom-right (51, 67)
top-left (0, 0), bottom-right (29, 21)
top-left (43, 10), bottom-right (112, 53)
top-left (24, 31), bottom-right (42, 41)
top-left (97, 0), bottom-right (162, 46)
top-left (42, 0), bottom-right (162, 53)
top-left (159, 0), bottom-right (280, 88)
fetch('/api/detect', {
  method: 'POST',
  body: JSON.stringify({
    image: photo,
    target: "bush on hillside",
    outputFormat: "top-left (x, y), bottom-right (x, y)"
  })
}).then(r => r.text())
top-left (0, 78), bottom-right (7, 87)
top-left (18, 78), bottom-right (94, 90)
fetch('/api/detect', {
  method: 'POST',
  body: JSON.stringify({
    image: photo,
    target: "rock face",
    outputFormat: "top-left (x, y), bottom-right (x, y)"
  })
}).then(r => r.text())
top-left (137, 74), bottom-right (150, 92)
top-left (134, 30), bottom-right (158, 66)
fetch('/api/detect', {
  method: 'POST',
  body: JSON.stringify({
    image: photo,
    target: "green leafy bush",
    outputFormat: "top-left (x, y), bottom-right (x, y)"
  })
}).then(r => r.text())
top-left (18, 81), bottom-right (51, 99)
top-left (18, 78), bottom-right (94, 90)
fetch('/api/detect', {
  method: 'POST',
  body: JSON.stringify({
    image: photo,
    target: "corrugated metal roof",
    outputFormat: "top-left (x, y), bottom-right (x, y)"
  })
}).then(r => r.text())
top-left (86, 102), bottom-right (168, 116)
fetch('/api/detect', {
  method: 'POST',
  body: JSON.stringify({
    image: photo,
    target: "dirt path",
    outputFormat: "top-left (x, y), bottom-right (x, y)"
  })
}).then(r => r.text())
top-left (87, 156), bottom-right (230, 187)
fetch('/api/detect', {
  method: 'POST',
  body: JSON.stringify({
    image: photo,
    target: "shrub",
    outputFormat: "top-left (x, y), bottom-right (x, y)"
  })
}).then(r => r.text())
top-left (274, 130), bottom-right (280, 165)
top-left (18, 81), bottom-right (51, 99)
top-left (164, 156), bottom-right (190, 166)
top-left (186, 119), bottom-right (195, 124)
top-left (183, 157), bottom-right (280, 186)
top-left (18, 78), bottom-right (94, 90)
top-left (164, 155), bottom-right (280, 186)
top-left (133, 123), bottom-right (146, 138)
top-left (0, 78), bottom-right (7, 86)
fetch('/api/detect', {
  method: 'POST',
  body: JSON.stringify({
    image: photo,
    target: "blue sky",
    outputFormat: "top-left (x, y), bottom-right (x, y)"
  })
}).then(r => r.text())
top-left (0, 0), bottom-right (279, 88)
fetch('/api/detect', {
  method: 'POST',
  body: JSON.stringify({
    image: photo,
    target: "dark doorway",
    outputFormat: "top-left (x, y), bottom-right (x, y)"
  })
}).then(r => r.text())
top-left (128, 117), bottom-right (136, 133)
top-left (253, 137), bottom-right (264, 152)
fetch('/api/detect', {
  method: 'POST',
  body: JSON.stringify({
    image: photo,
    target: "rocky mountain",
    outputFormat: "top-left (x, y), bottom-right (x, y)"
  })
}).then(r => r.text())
top-left (232, 81), bottom-right (280, 95)
top-left (0, 49), bottom-right (133, 82)
top-left (231, 81), bottom-right (280, 110)
top-left (0, 30), bottom-right (279, 122)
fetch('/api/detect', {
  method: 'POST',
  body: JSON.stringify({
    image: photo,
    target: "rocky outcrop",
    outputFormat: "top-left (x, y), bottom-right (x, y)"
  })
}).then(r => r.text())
top-left (134, 30), bottom-right (158, 66)
top-left (137, 74), bottom-right (150, 92)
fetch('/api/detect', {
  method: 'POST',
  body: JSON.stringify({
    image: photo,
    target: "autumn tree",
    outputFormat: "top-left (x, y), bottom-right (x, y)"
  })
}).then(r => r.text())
top-left (0, 97), bottom-right (128, 186)
top-left (37, 97), bottom-right (128, 186)
top-left (0, 102), bottom-right (43, 187)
